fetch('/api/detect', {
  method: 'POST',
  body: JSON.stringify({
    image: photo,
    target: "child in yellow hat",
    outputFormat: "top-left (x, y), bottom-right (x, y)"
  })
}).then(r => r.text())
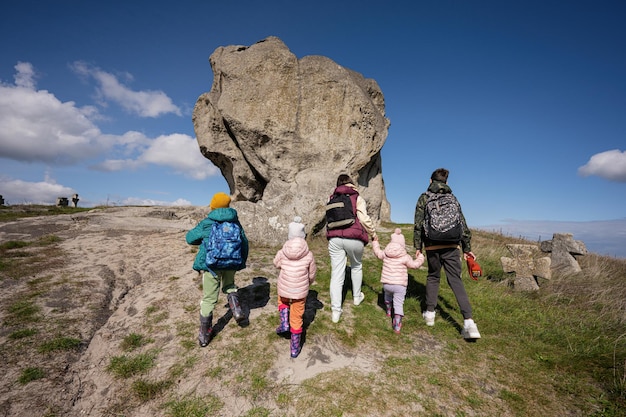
top-left (186, 192), bottom-right (249, 347)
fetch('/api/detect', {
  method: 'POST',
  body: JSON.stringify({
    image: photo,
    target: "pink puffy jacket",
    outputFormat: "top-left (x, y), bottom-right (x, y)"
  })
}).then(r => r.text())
top-left (274, 237), bottom-right (316, 300)
top-left (372, 229), bottom-right (425, 287)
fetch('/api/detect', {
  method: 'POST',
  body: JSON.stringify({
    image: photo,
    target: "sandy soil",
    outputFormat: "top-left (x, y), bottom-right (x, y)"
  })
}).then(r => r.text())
top-left (0, 206), bottom-right (406, 416)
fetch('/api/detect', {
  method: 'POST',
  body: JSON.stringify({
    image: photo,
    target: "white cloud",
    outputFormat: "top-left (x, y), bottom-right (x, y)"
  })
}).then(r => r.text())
top-left (14, 61), bottom-right (36, 89)
top-left (578, 149), bottom-right (626, 182)
top-left (100, 130), bottom-right (153, 154)
top-left (139, 134), bottom-right (218, 179)
top-left (121, 197), bottom-right (193, 207)
top-left (71, 61), bottom-right (182, 118)
top-left (0, 62), bottom-right (106, 164)
top-left (1, 63), bottom-right (216, 178)
top-left (0, 174), bottom-right (75, 205)
top-left (94, 133), bottom-right (219, 180)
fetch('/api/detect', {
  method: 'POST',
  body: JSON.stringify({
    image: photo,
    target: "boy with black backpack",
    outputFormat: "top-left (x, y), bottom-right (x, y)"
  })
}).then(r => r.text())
top-left (413, 168), bottom-right (481, 339)
top-left (186, 192), bottom-right (249, 347)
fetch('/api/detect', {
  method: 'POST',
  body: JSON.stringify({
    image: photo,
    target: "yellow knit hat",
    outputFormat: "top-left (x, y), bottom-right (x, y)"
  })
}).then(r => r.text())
top-left (210, 192), bottom-right (231, 209)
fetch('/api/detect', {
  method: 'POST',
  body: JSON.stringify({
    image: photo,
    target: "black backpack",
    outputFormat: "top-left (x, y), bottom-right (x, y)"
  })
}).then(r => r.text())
top-left (423, 191), bottom-right (464, 242)
top-left (326, 193), bottom-right (355, 230)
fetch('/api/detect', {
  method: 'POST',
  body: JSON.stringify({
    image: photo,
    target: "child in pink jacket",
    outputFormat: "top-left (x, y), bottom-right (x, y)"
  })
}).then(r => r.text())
top-left (274, 236), bottom-right (316, 358)
top-left (372, 228), bottom-right (425, 333)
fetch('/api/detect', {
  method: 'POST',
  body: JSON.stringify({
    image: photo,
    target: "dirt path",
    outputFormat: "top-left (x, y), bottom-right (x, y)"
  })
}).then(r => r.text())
top-left (0, 206), bottom-right (393, 417)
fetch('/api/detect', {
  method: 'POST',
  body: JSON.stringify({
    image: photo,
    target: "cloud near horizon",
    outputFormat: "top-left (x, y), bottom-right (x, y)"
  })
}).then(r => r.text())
top-left (477, 218), bottom-right (626, 258)
top-left (0, 173), bottom-right (76, 205)
top-left (578, 149), bottom-right (626, 182)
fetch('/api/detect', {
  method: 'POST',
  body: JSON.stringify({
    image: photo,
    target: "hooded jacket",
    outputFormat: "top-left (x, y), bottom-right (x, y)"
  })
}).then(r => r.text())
top-left (372, 229), bottom-right (425, 286)
top-left (413, 180), bottom-right (472, 252)
top-left (274, 237), bottom-right (316, 300)
top-left (186, 207), bottom-right (249, 272)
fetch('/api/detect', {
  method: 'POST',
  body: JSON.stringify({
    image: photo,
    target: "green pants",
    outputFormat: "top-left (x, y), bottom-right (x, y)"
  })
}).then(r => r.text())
top-left (201, 270), bottom-right (238, 317)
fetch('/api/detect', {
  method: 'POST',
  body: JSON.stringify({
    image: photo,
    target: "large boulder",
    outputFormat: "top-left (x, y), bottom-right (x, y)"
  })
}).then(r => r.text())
top-left (193, 37), bottom-right (391, 245)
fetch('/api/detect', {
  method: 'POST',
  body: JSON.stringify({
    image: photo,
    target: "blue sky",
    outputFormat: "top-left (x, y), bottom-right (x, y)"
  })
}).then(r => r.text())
top-left (1, 1), bottom-right (625, 257)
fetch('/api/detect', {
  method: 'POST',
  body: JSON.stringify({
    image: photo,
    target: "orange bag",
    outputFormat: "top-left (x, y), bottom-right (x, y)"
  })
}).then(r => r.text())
top-left (466, 257), bottom-right (482, 280)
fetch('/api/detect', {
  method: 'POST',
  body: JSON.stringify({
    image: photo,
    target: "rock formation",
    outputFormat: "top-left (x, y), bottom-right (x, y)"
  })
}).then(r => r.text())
top-left (193, 37), bottom-right (390, 245)
top-left (501, 244), bottom-right (551, 291)
top-left (540, 233), bottom-right (587, 274)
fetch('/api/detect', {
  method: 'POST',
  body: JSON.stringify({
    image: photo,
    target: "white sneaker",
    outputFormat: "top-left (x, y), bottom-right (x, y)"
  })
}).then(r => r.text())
top-left (422, 310), bottom-right (436, 326)
top-left (462, 321), bottom-right (481, 339)
top-left (331, 310), bottom-right (342, 323)
top-left (353, 292), bottom-right (365, 306)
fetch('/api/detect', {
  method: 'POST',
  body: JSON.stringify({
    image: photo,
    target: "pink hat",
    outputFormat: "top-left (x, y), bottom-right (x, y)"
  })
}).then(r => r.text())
top-left (390, 228), bottom-right (405, 246)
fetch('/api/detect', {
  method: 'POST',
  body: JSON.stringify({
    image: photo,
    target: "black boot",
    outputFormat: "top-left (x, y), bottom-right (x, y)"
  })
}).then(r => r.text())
top-left (198, 313), bottom-right (213, 347)
top-left (227, 292), bottom-right (244, 323)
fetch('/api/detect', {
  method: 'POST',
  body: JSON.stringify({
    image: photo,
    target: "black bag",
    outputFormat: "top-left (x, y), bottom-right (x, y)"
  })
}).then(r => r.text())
top-left (423, 191), bottom-right (464, 242)
top-left (326, 193), bottom-right (355, 229)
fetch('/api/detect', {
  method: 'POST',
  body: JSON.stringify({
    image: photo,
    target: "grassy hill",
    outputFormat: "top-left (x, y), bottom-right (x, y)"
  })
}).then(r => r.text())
top-left (0, 206), bottom-right (624, 416)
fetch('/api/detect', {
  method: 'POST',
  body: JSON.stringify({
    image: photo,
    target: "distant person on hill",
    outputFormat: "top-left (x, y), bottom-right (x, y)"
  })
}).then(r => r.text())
top-left (413, 168), bottom-right (481, 339)
top-left (372, 228), bottom-right (425, 333)
top-left (186, 192), bottom-right (249, 347)
top-left (326, 174), bottom-right (378, 323)
top-left (274, 230), bottom-right (317, 358)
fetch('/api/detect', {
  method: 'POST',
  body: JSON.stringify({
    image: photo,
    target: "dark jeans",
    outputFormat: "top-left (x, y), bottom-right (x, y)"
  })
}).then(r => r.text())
top-left (425, 247), bottom-right (472, 319)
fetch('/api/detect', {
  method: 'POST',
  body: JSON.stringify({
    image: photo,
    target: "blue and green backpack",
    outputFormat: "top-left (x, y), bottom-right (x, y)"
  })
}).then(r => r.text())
top-left (203, 220), bottom-right (244, 271)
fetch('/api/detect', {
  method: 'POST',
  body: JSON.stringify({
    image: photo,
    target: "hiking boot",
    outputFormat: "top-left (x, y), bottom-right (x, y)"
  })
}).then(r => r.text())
top-left (331, 310), bottom-right (341, 323)
top-left (353, 292), bottom-right (365, 306)
top-left (227, 292), bottom-right (244, 323)
top-left (462, 320), bottom-right (481, 339)
top-left (198, 313), bottom-right (213, 347)
top-left (384, 301), bottom-right (392, 317)
top-left (392, 314), bottom-right (403, 334)
top-left (423, 310), bottom-right (436, 327)
top-left (290, 332), bottom-right (302, 358)
top-left (276, 306), bottom-right (290, 334)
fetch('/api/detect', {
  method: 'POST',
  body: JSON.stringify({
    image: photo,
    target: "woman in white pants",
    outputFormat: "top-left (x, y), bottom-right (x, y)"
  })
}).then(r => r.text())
top-left (325, 174), bottom-right (377, 323)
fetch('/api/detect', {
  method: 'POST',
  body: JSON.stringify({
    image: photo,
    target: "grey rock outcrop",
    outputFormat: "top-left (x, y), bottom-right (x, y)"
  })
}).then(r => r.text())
top-left (540, 233), bottom-right (587, 274)
top-left (193, 37), bottom-right (390, 245)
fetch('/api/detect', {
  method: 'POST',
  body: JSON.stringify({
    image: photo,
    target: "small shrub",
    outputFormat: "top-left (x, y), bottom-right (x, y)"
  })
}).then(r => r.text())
top-left (244, 407), bottom-right (271, 417)
top-left (0, 240), bottom-right (31, 250)
top-left (9, 328), bottom-right (38, 339)
top-left (164, 395), bottom-right (223, 417)
top-left (18, 367), bottom-right (45, 384)
top-left (120, 333), bottom-right (153, 352)
top-left (38, 337), bottom-right (82, 353)
top-left (151, 311), bottom-right (169, 324)
top-left (5, 300), bottom-right (40, 324)
top-left (168, 355), bottom-right (198, 379)
top-left (37, 235), bottom-right (61, 246)
top-left (132, 378), bottom-right (172, 401)
top-left (107, 350), bottom-right (157, 378)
